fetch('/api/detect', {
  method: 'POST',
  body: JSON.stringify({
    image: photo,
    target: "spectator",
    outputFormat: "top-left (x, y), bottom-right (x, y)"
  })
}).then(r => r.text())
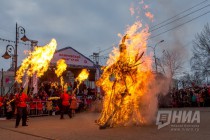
top-left (70, 93), bottom-right (78, 117)
top-left (191, 92), bottom-right (197, 107)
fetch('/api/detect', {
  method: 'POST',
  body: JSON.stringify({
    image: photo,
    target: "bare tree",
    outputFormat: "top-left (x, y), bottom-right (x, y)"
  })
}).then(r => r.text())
top-left (179, 72), bottom-right (204, 88)
top-left (191, 23), bottom-right (210, 84)
top-left (157, 49), bottom-right (184, 79)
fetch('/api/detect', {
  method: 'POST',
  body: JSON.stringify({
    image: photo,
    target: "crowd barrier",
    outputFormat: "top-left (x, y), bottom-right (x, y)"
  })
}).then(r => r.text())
top-left (0, 96), bottom-right (97, 118)
top-left (0, 100), bottom-right (54, 118)
top-left (27, 100), bottom-right (53, 117)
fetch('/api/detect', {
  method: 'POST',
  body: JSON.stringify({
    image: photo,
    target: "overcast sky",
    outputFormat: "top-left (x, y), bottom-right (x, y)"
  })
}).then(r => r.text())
top-left (0, 0), bottom-right (209, 73)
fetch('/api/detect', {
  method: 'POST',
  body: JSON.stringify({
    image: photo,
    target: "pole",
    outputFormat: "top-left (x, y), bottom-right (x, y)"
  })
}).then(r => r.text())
top-left (92, 53), bottom-right (100, 94)
top-left (151, 40), bottom-right (164, 73)
top-left (1, 68), bottom-right (3, 96)
top-left (14, 23), bottom-right (18, 93)
top-left (153, 48), bottom-right (157, 72)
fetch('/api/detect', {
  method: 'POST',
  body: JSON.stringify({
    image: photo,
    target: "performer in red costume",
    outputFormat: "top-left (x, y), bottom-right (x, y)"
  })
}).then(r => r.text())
top-left (15, 87), bottom-right (28, 128)
top-left (60, 88), bottom-right (71, 119)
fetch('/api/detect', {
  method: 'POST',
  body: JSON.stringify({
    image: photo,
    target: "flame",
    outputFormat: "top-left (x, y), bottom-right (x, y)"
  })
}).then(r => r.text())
top-left (23, 50), bottom-right (30, 55)
top-left (51, 82), bottom-right (59, 88)
top-left (55, 59), bottom-right (67, 77)
top-left (16, 39), bottom-right (57, 83)
top-left (96, 8), bottom-right (156, 128)
top-left (145, 12), bottom-right (154, 22)
top-left (60, 77), bottom-right (64, 88)
top-left (130, 0), bottom-right (154, 22)
top-left (55, 59), bottom-right (67, 87)
top-left (72, 69), bottom-right (89, 94)
top-left (129, 3), bottom-right (135, 16)
top-left (75, 69), bottom-right (89, 84)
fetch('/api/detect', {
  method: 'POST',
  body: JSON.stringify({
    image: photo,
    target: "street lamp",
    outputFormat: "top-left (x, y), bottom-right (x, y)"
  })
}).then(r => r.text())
top-left (2, 45), bottom-right (15, 56)
top-left (12, 23), bottom-right (29, 92)
top-left (2, 45), bottom-right (15, 59)
top-left (148, 40), bottom-right (164, 73)
top-left (2, 23), bottom-right (36, 93)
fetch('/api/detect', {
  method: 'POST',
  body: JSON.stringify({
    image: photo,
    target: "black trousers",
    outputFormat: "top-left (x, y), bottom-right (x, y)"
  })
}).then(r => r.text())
top-left (16, 107), bottom-right (27, 126)
top-left (60, 105), bottom-right (71, 119)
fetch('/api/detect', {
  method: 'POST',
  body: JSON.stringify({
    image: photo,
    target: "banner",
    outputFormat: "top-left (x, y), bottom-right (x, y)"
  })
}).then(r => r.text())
top-left (51, 47), bottom-right (94, 67)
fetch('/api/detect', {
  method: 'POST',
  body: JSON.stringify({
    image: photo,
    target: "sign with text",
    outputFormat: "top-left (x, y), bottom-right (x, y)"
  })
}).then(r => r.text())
top-left (51, 47), bottom-right (94, 67)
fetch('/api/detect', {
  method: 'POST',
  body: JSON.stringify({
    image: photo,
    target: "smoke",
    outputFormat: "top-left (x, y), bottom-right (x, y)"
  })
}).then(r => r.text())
top-left (154, 0), bottom-right (192, 63)
top-left (139, 74), bottom-right (171, 124)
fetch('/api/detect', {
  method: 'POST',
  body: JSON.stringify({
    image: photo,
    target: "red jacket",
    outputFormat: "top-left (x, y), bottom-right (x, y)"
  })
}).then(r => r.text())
top-left (60, 92), bottom-right (70, 106)
top-left (15, 93), bottom-right (28, 107)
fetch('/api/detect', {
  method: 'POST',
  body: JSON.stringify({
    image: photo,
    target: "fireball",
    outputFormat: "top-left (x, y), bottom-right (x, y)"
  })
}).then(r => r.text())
top-left (75, 69), bottom-right (89, 84)
top-left (16, 39), bottom-right (57, 83)
top-left (72, 69), bottom-right (89, 94)
top-left (55, 59), bottom-right (67, 87)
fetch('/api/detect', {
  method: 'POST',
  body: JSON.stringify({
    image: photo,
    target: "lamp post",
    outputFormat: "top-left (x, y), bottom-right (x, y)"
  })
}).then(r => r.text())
top-left (2, 23), bottom-right (37, 93)
top-left (14, 23), bottom-right (29, 92)
top-left (148, 40), bottom-right (164, 73)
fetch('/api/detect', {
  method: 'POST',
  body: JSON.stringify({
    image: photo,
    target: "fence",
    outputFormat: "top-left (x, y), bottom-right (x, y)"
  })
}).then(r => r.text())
top-left (0, 100), bottom-right (56, 118)
top-left (27, 100), bottom-right (54, 117)
top-left (0, 95), bottom-right (98, 118)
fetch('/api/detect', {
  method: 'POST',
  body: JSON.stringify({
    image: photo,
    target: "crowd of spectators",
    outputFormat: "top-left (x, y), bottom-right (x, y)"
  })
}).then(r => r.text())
top-left (0, 81), bottom-right (98, 119)
top-left (169, 86), bottom-right (210, 107)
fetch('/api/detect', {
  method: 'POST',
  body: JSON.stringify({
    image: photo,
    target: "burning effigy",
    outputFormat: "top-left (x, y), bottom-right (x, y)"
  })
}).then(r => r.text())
top-left (96, 4), bottom-right (168, 129)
